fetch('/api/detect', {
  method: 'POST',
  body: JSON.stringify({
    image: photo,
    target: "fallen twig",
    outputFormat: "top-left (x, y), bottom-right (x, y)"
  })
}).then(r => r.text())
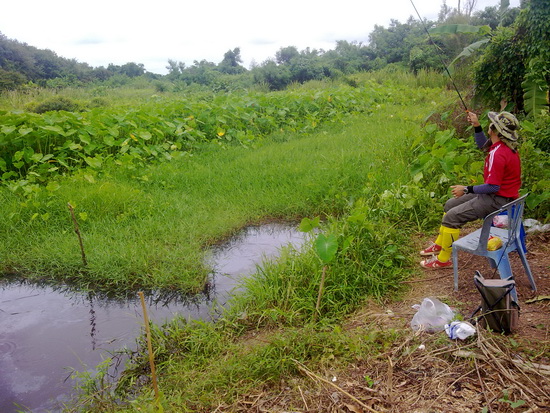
top-left (525, 295), bottom-right (550, 304)
top-left (475, 357), bottom-right (492, 413)
top-left (68, 202), bottom-right (87, 266)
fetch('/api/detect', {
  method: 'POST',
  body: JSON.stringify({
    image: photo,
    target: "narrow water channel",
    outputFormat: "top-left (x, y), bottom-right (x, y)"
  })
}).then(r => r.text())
top-left (0, 223), bottom-right (307, 413)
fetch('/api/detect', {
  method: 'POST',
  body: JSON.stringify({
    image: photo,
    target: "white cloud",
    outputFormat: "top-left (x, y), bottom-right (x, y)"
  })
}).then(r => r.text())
top-left (0, 0), bottom-right (521, 74)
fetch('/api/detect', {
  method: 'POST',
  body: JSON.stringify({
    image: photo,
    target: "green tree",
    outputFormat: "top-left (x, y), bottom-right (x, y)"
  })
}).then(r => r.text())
top-left (252, 60), bottom-right (291, 90)
top-left (275, 46), bottom-right (299, 65)
top-left (322, 40), bottom-right (375, 74)
top-left (474, 0), bottom-right (549, 116)
top-left (0, 67), bottom-right (27, 90)
top-left (368, 19), bottom-right (429, 66)
top-left (180, 60), bottom-right (219, 85)
top-left (218, 47), bottom-right (246, 75)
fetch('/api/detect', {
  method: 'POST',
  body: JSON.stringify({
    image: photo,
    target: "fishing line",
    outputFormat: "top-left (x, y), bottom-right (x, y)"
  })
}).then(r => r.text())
top-left (408, 0), bottom-right (469, 111)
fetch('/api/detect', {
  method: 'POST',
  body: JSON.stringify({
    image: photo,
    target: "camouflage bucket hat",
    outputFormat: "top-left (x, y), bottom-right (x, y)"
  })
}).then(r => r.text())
top-left (488, 111), bottom-right (519, 144)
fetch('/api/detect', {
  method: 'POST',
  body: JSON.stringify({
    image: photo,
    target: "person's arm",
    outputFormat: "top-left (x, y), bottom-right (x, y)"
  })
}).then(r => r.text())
top-left (469, 183), bottom-right (500, 194)
top-left (474, 126), bottom-right (489, 149)
top-left (467, 112), bottom-right (489, 149)
top-left (451, 183), bottom-right (500, 197)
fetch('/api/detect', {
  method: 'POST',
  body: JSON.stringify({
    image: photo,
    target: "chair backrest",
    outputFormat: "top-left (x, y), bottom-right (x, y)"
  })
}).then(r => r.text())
top-left (477, 194), bottom-right (528, 249)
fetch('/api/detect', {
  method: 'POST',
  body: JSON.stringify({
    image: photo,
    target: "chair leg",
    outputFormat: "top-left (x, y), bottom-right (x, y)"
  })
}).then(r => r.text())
top-left (517, 247), bottom-right (537, 291)
top-left (452, 248), bottom-right (459, 291)
top-left (486, 257), bottom-right (497, 269)
top-left (496, 254), bottom-right (513, 279)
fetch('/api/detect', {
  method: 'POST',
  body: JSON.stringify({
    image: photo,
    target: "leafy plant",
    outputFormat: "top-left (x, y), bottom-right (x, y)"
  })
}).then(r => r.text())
top-left (28, 96), bottom-right (82, 113)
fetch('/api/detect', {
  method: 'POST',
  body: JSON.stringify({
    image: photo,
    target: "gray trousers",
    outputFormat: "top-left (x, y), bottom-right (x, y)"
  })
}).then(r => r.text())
top-left (442, 194), bottom-right (513, 229)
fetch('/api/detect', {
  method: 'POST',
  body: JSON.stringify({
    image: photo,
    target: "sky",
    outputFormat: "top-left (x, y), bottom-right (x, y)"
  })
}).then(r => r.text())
top-left (0, 0), bottom-right (521, 75)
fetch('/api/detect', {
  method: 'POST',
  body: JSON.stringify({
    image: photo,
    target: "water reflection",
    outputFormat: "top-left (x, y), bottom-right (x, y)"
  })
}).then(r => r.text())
top-left (0, 223), bottom-right (307, 413)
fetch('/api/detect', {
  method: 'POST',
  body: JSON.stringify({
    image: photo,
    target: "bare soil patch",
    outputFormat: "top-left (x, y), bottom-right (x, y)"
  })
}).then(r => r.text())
top-left (228, 232), bottom-right (549, 412)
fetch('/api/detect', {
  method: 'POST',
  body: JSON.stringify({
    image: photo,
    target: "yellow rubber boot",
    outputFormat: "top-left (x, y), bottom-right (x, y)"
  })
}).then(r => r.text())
top-left (434, 213), bottom-right (447, 245)
top-left (437, 227), bottom-right (460, 262)
top-left (434, 225), bottom-right (445, 246)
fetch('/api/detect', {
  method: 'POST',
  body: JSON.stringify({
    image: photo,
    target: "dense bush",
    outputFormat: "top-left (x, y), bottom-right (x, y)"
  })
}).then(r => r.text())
top-left (28, 96), bottom-right (82, 113)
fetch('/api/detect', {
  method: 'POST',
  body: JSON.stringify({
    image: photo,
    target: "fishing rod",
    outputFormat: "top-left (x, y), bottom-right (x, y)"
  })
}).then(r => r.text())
top-left (409, 0), bottom-right (469, 112)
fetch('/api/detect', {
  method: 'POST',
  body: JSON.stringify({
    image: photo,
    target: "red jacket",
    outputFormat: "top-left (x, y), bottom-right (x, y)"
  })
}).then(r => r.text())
top-left (484, 141), bottom-right (521, 199)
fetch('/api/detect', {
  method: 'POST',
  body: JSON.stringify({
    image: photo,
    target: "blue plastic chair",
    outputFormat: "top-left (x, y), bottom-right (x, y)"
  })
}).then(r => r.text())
top-left (452, 194), bottom-right (537, 294)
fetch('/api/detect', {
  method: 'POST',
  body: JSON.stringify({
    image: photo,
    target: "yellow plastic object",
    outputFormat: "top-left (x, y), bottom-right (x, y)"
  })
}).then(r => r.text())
top-left (487, 236), bottom-right (503, 251)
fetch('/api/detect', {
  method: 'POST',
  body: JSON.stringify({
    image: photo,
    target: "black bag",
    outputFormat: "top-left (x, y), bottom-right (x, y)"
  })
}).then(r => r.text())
top-left (471, 271), bottom-right (519, 334)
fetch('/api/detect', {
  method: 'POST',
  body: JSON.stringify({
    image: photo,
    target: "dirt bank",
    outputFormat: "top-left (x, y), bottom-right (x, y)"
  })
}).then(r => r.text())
top-left (230, 231), bottom-right (549, 412)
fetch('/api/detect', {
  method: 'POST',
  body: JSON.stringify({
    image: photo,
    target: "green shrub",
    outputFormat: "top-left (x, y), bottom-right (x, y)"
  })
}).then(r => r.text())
top-left (28, 96), bottom-right (82, 113)
top-left (88, 97), bottom-right (109, 108)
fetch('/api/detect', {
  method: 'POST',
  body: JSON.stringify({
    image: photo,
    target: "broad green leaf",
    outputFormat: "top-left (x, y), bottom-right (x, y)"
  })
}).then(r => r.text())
top-left (84, 174), bottom-right (96, 183)
top-left (139, 131), bottom-right (152, 141)
top-left (413, 172), bottom-right (424, 183)
top-left (104, 135), bottom-right (116, 146)
top-left (299, 216), bottom-right (320, 232)
top-left (40, 125), bottom-right (64, 134)
top-left (314, 233), bottom-right (338, 264)
top-left (84, 156), bottom-right (103, 169)
top-left (1, 125), bottom-right (16, 134)
top-left (46, 182), bottom-right (61, 192)
top-left (522, 79), bottom-right (548, 120)
top-left (18, 126), bottom-right (33, 136)
top-left (450, 39), bottom-right (490, 66)
top-left (520, 120), bottom-right (535, 134)
top-left (31, 153), bottom-right (44, 162)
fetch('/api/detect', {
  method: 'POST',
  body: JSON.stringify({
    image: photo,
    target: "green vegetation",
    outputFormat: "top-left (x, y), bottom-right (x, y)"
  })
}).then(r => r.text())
top-left (0, 1), bottom-right (548, 411)
top-left (0, 79), bottom-right (414, 294)
top-left (47, 74), bottom-right (544, 411)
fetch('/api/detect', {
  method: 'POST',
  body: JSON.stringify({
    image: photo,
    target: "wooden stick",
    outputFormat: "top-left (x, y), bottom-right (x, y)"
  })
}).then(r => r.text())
top-left (67, 202), bottom-right (87, 266)
top-left (314, 265), bottom-right (327, 321)
top-left (474, 358), bottom-right (492, 413)
top-left (139, 291), bottom-right (160, 402)
top-left (298, 385), bottom-right (309, 411)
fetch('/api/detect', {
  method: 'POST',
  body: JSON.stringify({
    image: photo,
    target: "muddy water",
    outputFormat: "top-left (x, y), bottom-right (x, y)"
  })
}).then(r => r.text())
top-left (0, 223), bottom-right (307, 413)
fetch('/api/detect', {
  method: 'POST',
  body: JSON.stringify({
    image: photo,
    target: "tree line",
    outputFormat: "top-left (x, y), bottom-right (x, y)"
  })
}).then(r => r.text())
top-left (1, 0), bottom-right (548, 117)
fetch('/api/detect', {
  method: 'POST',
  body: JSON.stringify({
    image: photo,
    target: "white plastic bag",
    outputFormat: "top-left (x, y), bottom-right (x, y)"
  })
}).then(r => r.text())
top-left (411, 297), bottom-right (455, 333)
top-left (445, 321), bottom-right (476, 340)
top-left (492, 215), bottom-right (509, 228)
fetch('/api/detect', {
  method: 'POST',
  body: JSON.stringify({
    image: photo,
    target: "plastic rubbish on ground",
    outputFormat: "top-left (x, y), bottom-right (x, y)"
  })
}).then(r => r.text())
top-left (411, 297), bottom-right (455, 333)
top-left (445, 321), bottom-right (476, 340)
top-left (487, 236), bottom-right (503, 251)
top-left (523, 218), bottom-right (550, 234)
top-left (492, 215), bottom-right (508, 228)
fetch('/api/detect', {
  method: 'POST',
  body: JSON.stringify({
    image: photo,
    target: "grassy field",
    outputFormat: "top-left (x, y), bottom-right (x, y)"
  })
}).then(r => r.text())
top-left (5, 72), bottom-right (547, 411)
top-left (0, 76), bottom-right (444, 296)
top-left (42, 78), bottom-right (452, 411)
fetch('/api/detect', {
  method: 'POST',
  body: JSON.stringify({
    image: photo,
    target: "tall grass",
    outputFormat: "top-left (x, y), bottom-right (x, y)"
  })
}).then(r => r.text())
top-left (0, 102), bottom-right (422, 294)
top-left (65, 89), bottom-right (441, 411)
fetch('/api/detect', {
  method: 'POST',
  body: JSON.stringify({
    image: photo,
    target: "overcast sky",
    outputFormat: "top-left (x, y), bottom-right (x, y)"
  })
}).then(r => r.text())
top-left (1, 0), bottom-right (520, 75)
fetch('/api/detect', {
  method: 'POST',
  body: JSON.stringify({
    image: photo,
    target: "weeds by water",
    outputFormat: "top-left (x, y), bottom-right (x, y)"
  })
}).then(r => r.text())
top-left (57, 78), bottom-right (450, 411)
top-left (5, 74), bottom-right (547, 411)
top-left (0, 77), bottom-right (442, 295)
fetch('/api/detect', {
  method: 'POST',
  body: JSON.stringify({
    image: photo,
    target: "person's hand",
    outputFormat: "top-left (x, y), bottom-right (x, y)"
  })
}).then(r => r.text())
top-left (451, 185), bottom-right (467, 198)
top-left (467, 111), bottom-right (480, 127)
